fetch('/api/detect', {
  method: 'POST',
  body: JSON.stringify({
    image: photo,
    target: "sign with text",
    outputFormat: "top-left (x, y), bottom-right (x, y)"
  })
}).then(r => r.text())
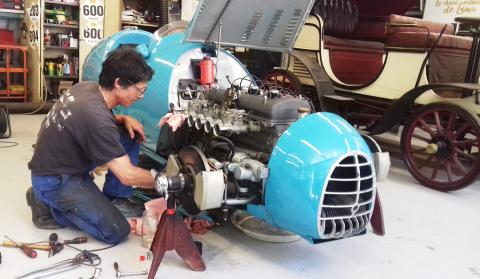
top-left (424, 0), bottom-right (480, 23)
top-left (80, 0), bottom-right (105, 46)
top-left (26, 1), bottom-right (41, 47)
top-left (82, 22), bottom-right (103, 44)
top-left (81, 0), bottom-right (105, 20)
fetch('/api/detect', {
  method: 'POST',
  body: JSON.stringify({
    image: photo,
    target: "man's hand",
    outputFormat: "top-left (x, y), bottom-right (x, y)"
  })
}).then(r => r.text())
top-left (117, 115), bottom-right (146, 143)
top-left (158, 113), bottom-right (186, 132)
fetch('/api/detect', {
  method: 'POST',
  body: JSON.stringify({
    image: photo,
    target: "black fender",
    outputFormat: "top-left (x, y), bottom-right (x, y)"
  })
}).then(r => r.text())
top-left (370, 82), bottom-right (480, 135)
top-left (291, 50), bottom-right (335, 111)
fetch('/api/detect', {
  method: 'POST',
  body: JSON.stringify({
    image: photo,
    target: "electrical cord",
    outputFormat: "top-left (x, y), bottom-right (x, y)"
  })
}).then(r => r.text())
top-left (23, 73), bottom-right (51, 115)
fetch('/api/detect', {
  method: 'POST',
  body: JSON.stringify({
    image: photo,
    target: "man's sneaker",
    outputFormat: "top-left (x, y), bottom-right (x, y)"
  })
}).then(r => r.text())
top-left (112, 197), bottom-right (144, 219)
top-left (26, 187), bottom-right (64, 230)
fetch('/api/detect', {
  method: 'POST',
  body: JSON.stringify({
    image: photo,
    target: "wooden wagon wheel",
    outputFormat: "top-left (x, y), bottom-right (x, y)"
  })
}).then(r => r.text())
top-left (401, 102), bottom-right (480, 191)
top-left (261, 51), bottom-right (335, 111)
top-left (260, 68), bottom-right (304, 95)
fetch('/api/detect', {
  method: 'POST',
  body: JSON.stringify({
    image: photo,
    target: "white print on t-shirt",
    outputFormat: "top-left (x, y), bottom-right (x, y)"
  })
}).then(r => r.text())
top-left (45, 90), bottom-right (75, 131)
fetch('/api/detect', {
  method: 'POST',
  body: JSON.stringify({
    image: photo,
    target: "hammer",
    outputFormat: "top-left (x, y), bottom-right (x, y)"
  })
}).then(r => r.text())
top-left (113, 262), bottom-right (147, 278)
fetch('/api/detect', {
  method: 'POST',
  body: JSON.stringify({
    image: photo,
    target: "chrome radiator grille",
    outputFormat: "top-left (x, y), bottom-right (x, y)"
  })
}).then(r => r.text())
top-left (318, 152), bottom-right (376, 239)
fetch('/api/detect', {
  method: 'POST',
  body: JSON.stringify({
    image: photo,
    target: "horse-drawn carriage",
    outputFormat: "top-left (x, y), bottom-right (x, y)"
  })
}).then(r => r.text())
top-left (263, 0), bottom-right (480, 191)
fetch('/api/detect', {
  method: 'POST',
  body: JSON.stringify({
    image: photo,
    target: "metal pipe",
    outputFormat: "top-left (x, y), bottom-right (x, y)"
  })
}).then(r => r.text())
top-left (225, 195), bottom-right (257, 205)
top-left (204, 119), bottom-right (213, 133)
top-left (187, 115), bottom-right (195, 127)
top-left (195, 115), bottom-right (206, 130)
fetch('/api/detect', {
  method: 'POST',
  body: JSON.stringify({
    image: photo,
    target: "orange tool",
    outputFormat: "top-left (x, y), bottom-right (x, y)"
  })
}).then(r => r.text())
top-left (4, 235), bottom-right (37, 258)
top-left (2, 241), bottom-right (50, 251)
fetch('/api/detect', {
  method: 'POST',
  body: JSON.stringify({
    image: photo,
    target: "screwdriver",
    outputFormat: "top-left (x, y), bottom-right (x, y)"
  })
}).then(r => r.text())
top-left (63, 236), bottom-right (88, 244)
top-left (4, 235), bottom-right (37, 258)
top-left (2, 240), bottom-right (50, 251)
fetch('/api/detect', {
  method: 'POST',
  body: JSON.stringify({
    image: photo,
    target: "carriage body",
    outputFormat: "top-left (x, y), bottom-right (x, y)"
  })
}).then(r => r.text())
top-left (272, 1), bottom-right (480, 191)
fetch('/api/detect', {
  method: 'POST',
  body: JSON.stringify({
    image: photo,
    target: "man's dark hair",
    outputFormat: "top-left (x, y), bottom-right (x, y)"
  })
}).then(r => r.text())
top-left (99, 47), bottom-right (154, 90)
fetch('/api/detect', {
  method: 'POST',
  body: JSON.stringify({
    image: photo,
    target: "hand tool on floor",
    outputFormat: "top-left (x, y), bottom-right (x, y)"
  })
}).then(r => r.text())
top-left (48, 233), bottom-right (63, 257)
top-left (2, 241), bottom-right (51, 251)
top-left (114, 262), bottom-right (148, 278)
top-left (89, 268), bottom-right (102, 279)
top-left (4, 235), bottom-right (37, 258)
top-left (64, 236), bottom-right (88, 244)
top-left (16, 250), bottom-right (101, 278)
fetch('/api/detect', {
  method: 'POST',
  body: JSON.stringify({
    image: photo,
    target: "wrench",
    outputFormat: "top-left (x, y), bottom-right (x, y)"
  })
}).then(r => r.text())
top-left (114, 262), bottom-right (147, 278)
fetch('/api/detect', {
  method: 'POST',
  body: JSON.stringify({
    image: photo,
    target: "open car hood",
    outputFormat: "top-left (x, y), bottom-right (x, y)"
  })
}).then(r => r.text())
top-left (184, 0), bottom-right (315, 53)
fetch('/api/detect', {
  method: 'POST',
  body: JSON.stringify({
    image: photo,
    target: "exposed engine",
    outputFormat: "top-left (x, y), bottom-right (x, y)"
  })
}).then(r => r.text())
top-left (159, 66), bottom-right (314, 211)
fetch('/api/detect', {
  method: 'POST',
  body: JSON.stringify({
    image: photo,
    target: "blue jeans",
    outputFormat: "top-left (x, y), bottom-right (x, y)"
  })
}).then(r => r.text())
top-left (31, 128), bottom-right (140, 244)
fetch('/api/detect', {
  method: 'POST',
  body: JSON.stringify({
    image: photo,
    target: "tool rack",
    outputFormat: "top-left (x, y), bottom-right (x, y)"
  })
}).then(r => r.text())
top-left (0, 43), bottom-right (28, 102)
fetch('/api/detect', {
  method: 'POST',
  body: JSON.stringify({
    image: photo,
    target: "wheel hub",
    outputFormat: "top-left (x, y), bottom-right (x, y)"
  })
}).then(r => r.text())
top-left (432, 137), bottom-right (451, 158)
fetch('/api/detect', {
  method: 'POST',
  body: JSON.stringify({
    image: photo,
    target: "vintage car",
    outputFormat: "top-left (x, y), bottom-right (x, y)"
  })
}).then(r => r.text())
top-left (83, 1), bottom-right (387, 274)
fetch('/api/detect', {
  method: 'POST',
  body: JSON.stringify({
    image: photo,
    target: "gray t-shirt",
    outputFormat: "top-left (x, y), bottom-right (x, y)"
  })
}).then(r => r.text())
top-left (29, 81), bottom-right (126, 175)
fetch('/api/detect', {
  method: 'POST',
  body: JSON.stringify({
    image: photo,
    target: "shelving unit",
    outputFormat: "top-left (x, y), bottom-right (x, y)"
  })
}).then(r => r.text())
top-left (0, 6), bottom-right (28, 102)
top-left (122, 21), bottom-right (157, 28)
top-left (44, 0), bottom-right (79, 7)
top-left (42, 0), bottom-right (80, 99)
top-left (121, 0), bottom-right (165, 31)
top-left (44, 23), bottom-right (79, 28)
top-left (0, 44), bottom-right (28, 102)
top-left (0, 8), bottom-right (24, 19)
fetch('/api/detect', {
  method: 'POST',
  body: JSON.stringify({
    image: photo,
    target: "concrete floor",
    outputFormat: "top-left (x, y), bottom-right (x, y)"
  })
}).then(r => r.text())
top-left (1, 114), bottom-right (479, 279)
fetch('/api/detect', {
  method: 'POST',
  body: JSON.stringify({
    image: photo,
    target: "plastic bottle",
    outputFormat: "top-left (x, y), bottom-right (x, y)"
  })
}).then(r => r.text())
top-left (68, 31), bottom-right (74, 48)
top-left (63, 56), bottom-right (70, 75)
top-left (141, 210), bottom-right (158, 248)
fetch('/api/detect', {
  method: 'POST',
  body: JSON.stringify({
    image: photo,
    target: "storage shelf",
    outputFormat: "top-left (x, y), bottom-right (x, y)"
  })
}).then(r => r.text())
top-left (44, 23), bottom-right (79, 29)
top-left (122, 21), bottom-right (158, 28)
top-left (45, 75), bottom-right (79, 79)
top-left (45, 46), bottom-right (78, 50)
top-left (44, 0), bottom-right (79, 7)
top-left (0, 67), bottom-right (28, 73)
top-left (0, 9), bottom-right (24, 19)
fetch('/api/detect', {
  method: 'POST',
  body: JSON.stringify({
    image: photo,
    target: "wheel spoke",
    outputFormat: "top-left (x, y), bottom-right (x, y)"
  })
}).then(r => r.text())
top-left (454, 123), bottom-right (471, 139)
top-left (454, 147), bottom-right (477, 161)
top-left (452, 139), bottom-right (479, 148)
top-left (434, 111), bottom-right (443, 133)
top-left (417, 154), bottom-right (434, 169)
top-left (431, 158), bottom-right (439, 180)
top-left (445, 161), bottom-right (453, 183)
top-left (446, 111), bottom-right (455, 133)
top-left (451, 155), bottom-right (468, 175)
top-left (418, 119), bottom-right (436, 137)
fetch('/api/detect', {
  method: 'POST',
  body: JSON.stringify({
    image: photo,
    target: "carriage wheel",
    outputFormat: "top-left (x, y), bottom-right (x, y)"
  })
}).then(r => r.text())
top-left (401, 103), bottom-right (480, 191)
top-left (261, 68), bottom-right (303, 95)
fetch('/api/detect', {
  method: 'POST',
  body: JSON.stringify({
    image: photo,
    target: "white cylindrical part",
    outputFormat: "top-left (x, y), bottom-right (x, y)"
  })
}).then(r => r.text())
top-left (204, 120), bottom-right (212, 133)
top-left (187, 115), bottom-right (195, 127)
top-left (194, 116), bottom-right (205, 130)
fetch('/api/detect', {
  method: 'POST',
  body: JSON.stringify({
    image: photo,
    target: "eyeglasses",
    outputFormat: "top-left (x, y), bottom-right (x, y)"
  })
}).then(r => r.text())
top-left (127, 80), bottom-right (147, 98)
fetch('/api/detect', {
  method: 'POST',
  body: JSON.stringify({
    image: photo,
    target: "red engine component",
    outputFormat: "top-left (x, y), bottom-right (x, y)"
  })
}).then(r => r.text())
top-left (199, 56), bottom-right (214, 85)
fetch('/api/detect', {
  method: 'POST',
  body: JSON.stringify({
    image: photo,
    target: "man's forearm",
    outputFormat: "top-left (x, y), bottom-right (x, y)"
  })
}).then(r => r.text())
top-left (114, 114), bottom-right (125, 125)
top-left (123, 166), bottom-right (155, 189)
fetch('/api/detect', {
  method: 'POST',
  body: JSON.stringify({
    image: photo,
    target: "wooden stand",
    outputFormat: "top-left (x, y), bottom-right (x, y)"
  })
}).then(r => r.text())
top-left (148, 195), bottom-right (205, 279)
